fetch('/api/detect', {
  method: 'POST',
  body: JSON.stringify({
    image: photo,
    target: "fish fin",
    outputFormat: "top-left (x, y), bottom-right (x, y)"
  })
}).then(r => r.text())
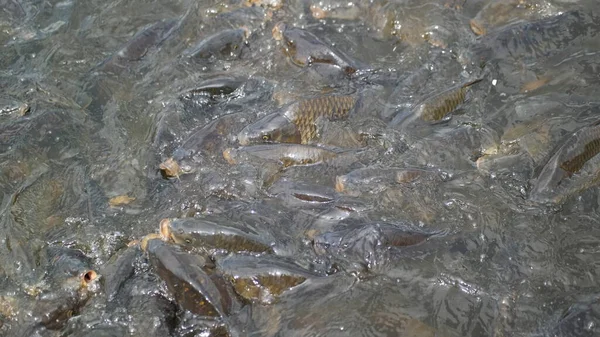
top-left (462, 78), bottom-right (484, 88)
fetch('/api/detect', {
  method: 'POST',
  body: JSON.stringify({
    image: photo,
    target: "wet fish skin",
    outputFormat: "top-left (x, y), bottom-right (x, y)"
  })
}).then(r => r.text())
top-left (183, 28), bottom-right (250, 60)
top-left (238, 95), bottom-right (356, 145)
top-left (530, 120), bottom-right (600, 204)
top-left (272, 22), bottom-right (360, 74)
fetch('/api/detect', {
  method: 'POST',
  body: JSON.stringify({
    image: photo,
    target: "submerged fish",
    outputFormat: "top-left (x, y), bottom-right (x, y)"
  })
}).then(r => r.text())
top-left (530, 120), bottom-right (600, 204)
top-left (391, 78), bottom-right (482, 127)
top-left (238, 95), bottom-right (356, 145)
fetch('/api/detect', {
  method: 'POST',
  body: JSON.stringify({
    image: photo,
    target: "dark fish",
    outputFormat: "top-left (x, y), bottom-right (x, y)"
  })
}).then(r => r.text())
top-left (530, 120), bottom-right (600, 204)
top-left (223, 144), bottom-right (339, 168)
top-left (143, 238), bottom-right (240, 318)
top-left (99, 19), bottom-right (178, 72)
top-left (238, 95), bottom-right (356, 145)
top-left (272, 22), bottom-right (362, 75)
top-left (216, 254), bottom-right (321, 304)
top-left (392, 79), bottom-right (482, 127)
top-left (160, 218), bottom-right (273, 254)
top-left (183, 28), bottom-right (250, 60)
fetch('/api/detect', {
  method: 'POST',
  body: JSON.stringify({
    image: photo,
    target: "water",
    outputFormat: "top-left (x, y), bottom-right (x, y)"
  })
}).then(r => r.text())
top-left (1, 0), bottom-right (600, 336)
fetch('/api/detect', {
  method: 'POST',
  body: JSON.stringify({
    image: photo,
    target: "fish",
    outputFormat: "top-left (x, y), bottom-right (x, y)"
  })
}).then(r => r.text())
top-left (530, 120), bottom-right (600, 204)
top-left (99, 19), bottom-right (179, 73)
top-left (216, 254), bottom-right (321, 304)
top-left (238, 95), bottom-right (356, 145)
top-left (143, 238), bottom-right (240, 318)
top-left (183, 28), bottom-right (250, 60)
top-left (223, 144), bottom-right (339, 168)
top-left (272, 22), bottom-right (361, 75)
top-left (335, 167), bottom-right (442, 196)
top-left (472, 11), bottom-right (600, 63)
top-left (159, 218), bottom-right (273, 254)
top-left (391, 78), bottom-right (482, 127)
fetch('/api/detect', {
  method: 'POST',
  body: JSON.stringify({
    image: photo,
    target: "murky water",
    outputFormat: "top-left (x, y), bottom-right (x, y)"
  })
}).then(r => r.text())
top-left (1, 0), bottom-right (600, 336)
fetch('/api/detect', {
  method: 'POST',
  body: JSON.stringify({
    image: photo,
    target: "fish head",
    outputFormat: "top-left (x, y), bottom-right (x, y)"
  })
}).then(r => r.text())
top-left (237, 113), bottom-right (301, 145)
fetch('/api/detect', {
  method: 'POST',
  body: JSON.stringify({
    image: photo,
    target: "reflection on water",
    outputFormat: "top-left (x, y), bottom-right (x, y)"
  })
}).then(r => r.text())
top-left (1, 0), bottom-right (600, 336)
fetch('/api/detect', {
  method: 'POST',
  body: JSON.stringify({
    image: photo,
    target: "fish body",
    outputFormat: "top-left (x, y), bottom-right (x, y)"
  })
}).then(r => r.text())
top-left (530, 120), bottom-right (600, 204)
top-left (238, 95), bottom-right (356, 145)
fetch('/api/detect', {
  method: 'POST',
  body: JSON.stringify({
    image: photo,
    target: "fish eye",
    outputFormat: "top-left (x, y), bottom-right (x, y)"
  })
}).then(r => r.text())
top-left (262, 134), bottom-right (271, 141)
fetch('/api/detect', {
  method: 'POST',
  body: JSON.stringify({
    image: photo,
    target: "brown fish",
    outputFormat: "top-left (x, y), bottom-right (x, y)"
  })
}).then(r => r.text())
top-left (238, 95), bottom-right (356, 145)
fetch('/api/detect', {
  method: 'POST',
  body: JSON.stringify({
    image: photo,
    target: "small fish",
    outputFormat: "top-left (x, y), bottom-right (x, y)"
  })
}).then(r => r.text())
top-left (530, 120), bottom-right (600, 204)
top-left (392, 78), bottom-right (482, 126)
top-left (238, 95), bottom-right (356, 145)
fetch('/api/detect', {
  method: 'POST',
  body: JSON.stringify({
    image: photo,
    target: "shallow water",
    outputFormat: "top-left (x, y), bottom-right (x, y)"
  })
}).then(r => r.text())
top-left (1, 0), bottom-right (600, 336)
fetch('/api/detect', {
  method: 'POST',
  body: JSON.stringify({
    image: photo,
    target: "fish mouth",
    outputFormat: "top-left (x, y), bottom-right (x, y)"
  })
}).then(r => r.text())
top-left (160, 218), bottom-right (172, 240)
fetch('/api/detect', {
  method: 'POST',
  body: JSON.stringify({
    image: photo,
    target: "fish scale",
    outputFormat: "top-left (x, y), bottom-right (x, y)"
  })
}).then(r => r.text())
top-left (291, 96), bottom-right (356, 143)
